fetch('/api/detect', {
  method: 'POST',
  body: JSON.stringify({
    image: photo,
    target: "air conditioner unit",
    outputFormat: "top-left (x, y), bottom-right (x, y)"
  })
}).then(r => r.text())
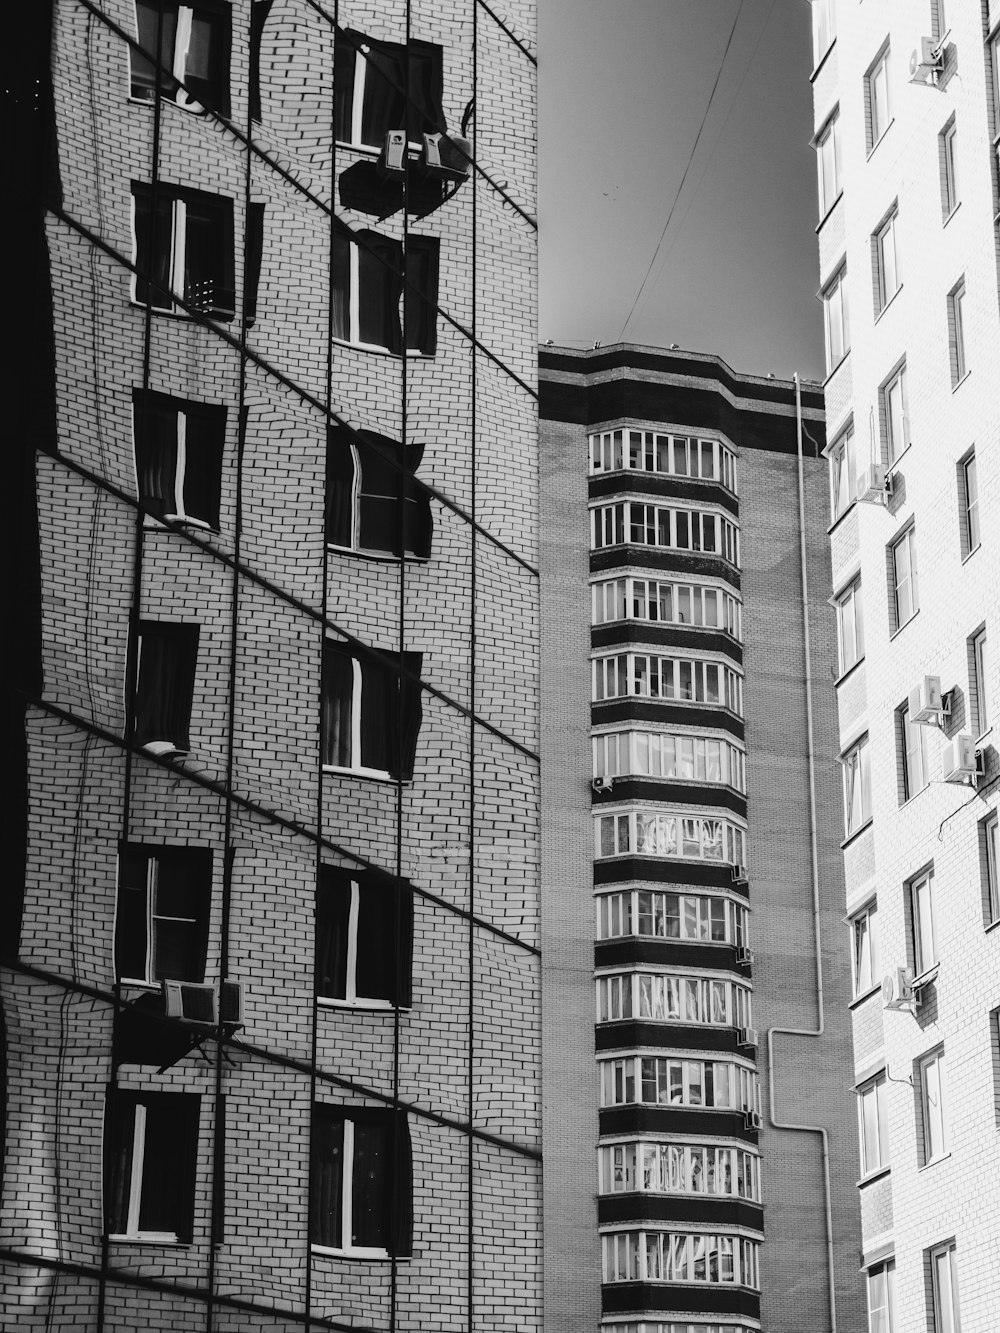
top-left (881, 967), bottom-right (916, 1013)
top-left (941, 733), bottom-right (980, 784)
top-left (422, 131), bottom-right (472, 181)
top-left (377, 129), bottom-right (407, 177)
top-left (736, 946), bottom-right (755, 966)
top-left (743, 1110), bottom-right (763, 1131)
top-left (857, 463), bottom-right (888, 505)
top-left (162, 980), bottom-right (244, 1029)
top-left (908, 675), bottom-right (944, 727)
top-left (737, 1027), bottom-right (758, 1049)
top-left (141, 739), bottom-right (187, 760)
top-left (909, 36), bottom-right (944, 85)
top-left (731, 864), bottom-right (749, 885)
top-left (592, 775), bottom-right (614, 794)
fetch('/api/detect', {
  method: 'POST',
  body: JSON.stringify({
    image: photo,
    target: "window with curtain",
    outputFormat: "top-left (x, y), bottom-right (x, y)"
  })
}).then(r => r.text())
top-left (134, 621), bottom-right (200, 754)
top-left (311, 1107), bottom-right (412, 1255)
top-left (321, 641), bottom-right (423, 779)
top-left (106, 1091), bottom-right (200, 1241)
top-left (115, 844), bottom-right (211, 985)
top-left (334, 30), bottom-right (445, 147)
top-left (131, 0), bottom-right (231, 115)
top-left (132, 390), bottom-right (225, 529)
top-left (326, 427), bottom-right (432, 557)
top-left (332, 229), bottom-right (439, 354)
top-left (315, 867), bottom-right (413, 1006)
top-left (131, 182), bottom-right (235, 318)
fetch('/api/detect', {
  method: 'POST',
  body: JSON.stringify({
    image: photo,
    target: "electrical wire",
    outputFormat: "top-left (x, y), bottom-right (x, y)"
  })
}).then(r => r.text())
top-left (618, 0), bottom-right (746, 342)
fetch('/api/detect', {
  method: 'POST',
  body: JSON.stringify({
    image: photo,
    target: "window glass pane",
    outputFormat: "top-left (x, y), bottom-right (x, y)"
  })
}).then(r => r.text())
top-left (351, 1120), bottom-right (391, 1247)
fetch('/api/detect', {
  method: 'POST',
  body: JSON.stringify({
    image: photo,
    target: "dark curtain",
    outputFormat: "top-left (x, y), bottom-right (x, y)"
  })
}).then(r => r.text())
top-left (361, 42), bottom-right (406, 147)
top-left (392, 1111), bottom-right (413, 1256)
top-left (105, 1091), bottom-right (135, 1234)
top-left (115, 846), bottom-right (150, 980)
top-left (132, 184), bottom-right (173, 309)
top-left (398, 650), bottom-right (423, 781)
top-left (249, 0), bottom-right (273, 123)
top-left (133, 622), bottom-right (199, 750)
top-left (352, 1117), bottom-right (392, 1248)
top-left (182, 401), bottom-right (225, 528)
top-left (183, 190), bottom-right (234, 317)
top-left (333, 31), bottom-right (359, 142)
top-left (331, 231), bottom-right (350, 341)
top-left (132, 391), bottom-right (178, 519)
top-left (184, 3), bottom-right (231, 117)
top-left (402, 441), bottom-right (432, 559)
top-left (315, 868), bottom-right (351, 1000)
top-left (321, 642), bottom-right (354, 768)
top-left (404, 236), bottom-right (438, 355)
top-left (132, 1), bottom-right (179, 100)
top-left (406, 41), bottom-right (445, 139)
top-left (355, 873), bottom-right (395, 1003)
top-left (325, 427), bottom-right (356, 547)
top-left (357, 434), bottom-right (400, 553)
top-left (357, 648), bottom-right (422, 779)
top-left (335, 30), bottom-right (444, 144)
top-left (357, 230), bottom-right (403, 353)
top-left (211, 1094), bottom-right (226, 1243)
top-left (311, 1109), bottom-right (344, 1247)
top-left (152, 847), bottom-right (211, 982)
top-left (243, 202), bottom-right (264, 327)
top-left (139, 1094), bottom-right (200, 1240)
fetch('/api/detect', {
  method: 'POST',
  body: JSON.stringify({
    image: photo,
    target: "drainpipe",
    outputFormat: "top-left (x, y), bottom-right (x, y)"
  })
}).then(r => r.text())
top-left (765, 372), bottom-right (837, 1332)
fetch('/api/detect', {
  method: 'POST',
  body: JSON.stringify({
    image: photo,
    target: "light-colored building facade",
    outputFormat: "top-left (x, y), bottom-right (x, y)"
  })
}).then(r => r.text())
top-left (540, 343), bottom-right (864, 1333)
top-left (2, 2), bottom-right (539, 1330)
top-left (811, 0), bottom-right (1000, 1327)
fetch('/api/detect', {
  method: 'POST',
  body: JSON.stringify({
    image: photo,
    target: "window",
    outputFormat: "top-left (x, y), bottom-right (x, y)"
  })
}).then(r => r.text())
top-left (115, 845), bottom-right (211, 985)
top-left (857, 1073), bottom-right (889, 1176)
top-left (842, 735), bottom-right (871, 839)
top-left (874, 209), bottom-right (900, 313)
top-left (851, 901), bottom-right (879, 998)
top-left (835, 578), bottom-right (864, 675)
top-left (962, 452), bottom-right (980, 555)
top-left (598, 973), bottom-right (751, 1028)
top-left (592, 730), bottom-right (746, 792)
top-left (106, 1091), bottom-right (200, 1241)
top-left (600, 1056), bottom-right (759, 1113)
top-left (596, 809), bottom-right (746, 868)
top-left (929, 1241), bottom-right (960, 1333)
top-left (134, 621), bottom-right (199, 755)
top-left (973, 628), bottom-right (989, 734)
top-left (321, 640), bottom-right (423, 780)
top-left (332, 229), bottom-right (438, 354)
top-left (867, 1259), bottom-right (896, 1333)
top-left (940, 118), bottom-right (959, 218)
top-left (131, 0), bottom-right (231, 116)
top-left (597, 890), bottom-right (748, 948)
top-left (881, 363), bottom-right (909, 464)
top-left (985, 813), bottom-right (1000, 924)
top-left (590, 502), bottom-right (740, 565)
top-left (131, 182), bottom-right (235, 318)
top-left (866, 45), bottom-right (891, 151)
top-left (812, 0), bottom-right (835, 66)
top-left (326, 427), bottom-right (431, 557)
top-left (891, 526), bottom-right (919, 629)
top-left (816, 111), bottom-right (841, 219)
top-left (132, 391), bottom-right (224, 529)
top-left (948, 280), bottom-right (967, 385)
top-left (601, 1230), bottom-right (760, 1288)
top-left (589, 430), bottom-right (737, 490)
top-left (911, 871), bottom-right (938, 976)
top-left (822, 266), bottom-right (850, 371)
top-left (311, 1106), bottom-right (412, 1256)
top-left (900, 703), bottom-right (929, 801)
top-left (249, 0), bottom-right (273, 123)
top-left (334, 29), bottom-right (444, 148)
top-left (316, 867), bottom-right (412, 1007)
top-left (830, 422), bottom-right (863, 520)
top-left (599, 1142), bottom-right (760, 1201)
top-left (591, 577), bottom-right (743, 640)
top-left (592, 652), bottom-right (743, 715)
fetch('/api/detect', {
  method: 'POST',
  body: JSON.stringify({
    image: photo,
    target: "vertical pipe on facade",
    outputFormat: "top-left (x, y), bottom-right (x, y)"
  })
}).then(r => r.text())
top-left (467, 4), bottom-right (478, 1328)
top-left (765, 372), bottom-right (836, 1333)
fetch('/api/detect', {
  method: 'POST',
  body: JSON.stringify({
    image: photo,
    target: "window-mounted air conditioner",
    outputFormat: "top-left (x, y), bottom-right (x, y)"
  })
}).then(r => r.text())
top-left (377, 129), bottom-right (407, 178)
top-left (909, 36), bottom-right (945, 86)
top-left (141, 739), bottom-right (188, 760)
top-left (881, 967), bottom-right (916, 1013)
top-left (908, 675), bottom-right (946, 727)
top-left (737, 1027), bottom-right (758, 1049)
top-left (743, 1110), bottom-right (763, 1131)
top-left (941, 733), bottom-right (981, 785)
top-left (162, 980), bottom-right (244, 1029)
top-left (422, 131), bottom-right (472, 181)
top-left (857, 463), bottom-right (889, 505)
top-left (736, 946), bottom-right (755, 966)
top-left (731, 864), bottom-right (749, 886)
top-left (592, 775), bottom-right (614, 794)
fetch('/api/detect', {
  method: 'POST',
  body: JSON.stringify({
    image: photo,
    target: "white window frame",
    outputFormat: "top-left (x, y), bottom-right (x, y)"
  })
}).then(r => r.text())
top-left (874, 209), bottom-right (900, 313)
top-left (590, 576), bottom-right (743, 639)
top-left (857, 1072), bottom-right (889, 1176)
top-left (590, 502), bottom-right (740, 567)
top-left (891, 526), bottom-right (918, 630)
top-left (596, 972), bottom-right (751, 1029)
top-left (598, 1141), bottom-right (761, 1202)
top-left (591, 651), bottom-right (744, 715)
top-left (319, 878), bottom-right (394, 1010)
top-left (866, 1259), bottom-right (896, 1333)
top-left (835, 578), bottom-right (864, 676)
top-left (812, 0), bottom-right (836, 68)
top-left (816, 109), bottom-right (841, 218)
top-left (962, 452), bottom-right (980, 555)
top-left (851, 900), bottom-right (879, 998)
top-left (822, 266), bottom-right (850, 371)
top-left (911, 871), bottom-right (938, 978)
top-left (941, 119), bottom-right (959, 218)
top-left (929, 1241), bottom-right (960, 1333)
top-left (108, 1103), bottom-right (182, 1243)
top-left (592, 729), bottom-right (746, 793)
top-left (118, 851), bottom-right (200, 987)
top-left (985, 813), bottom-right (1000, 925)
top-left (596, 889), bottom-right (747, 947)
top-left (132, 400), bottom-right (215, 530)
top-left (949, 280), bottom-right (967, 386)
top-left (920, 1048), bottom-right (948, 1164)
top-left (901, 703), bottom-right (929, 801)
top-left (314, 1116), bottom-right (391, 1258)
top-left (867, 45), bottom-right (891, 152)
top-left (842, 735), bottom-right (871, 839)
top-left (829, 421), bottom-right (861, 521)
top-left (974, 627), bottom-right (989, 735)
top-left (599, 1055), bottom-right (758, 1113)
top-left (600, 1230), bottom-right (760, 1288)
top-left (882, 364), bottom-right (909, 464)
top-left (588, 430), bottom-right (737, 492)
top-left (595, 808), bottom-right (747, 868)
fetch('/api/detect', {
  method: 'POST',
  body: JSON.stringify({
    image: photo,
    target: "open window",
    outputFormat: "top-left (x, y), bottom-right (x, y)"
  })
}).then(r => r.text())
top-left (106, 1090), bottom-right (200, 1242)
top-left (131, 182), bottom-right (235, 318)
top-left (316, 867), bottom-right (413, 1007)
top-left (331, 229), bottom-right (438, 354)
top-left (133, 391), bottom-right (225, 529)
top-left (131, 1), bottom-right (231, 116)
top-left (321, 640), bottom-right (423, 780)
top-left (134, 621), bottom-right (199, 757)
top-left (310, 1106), bottom-right (412, 1256)
top-left (326, 426), bottom-right (431, 557)
top-left (116, 845), bottom-right (211, 985)
top-left (334, 29), bottom-right (444, 148)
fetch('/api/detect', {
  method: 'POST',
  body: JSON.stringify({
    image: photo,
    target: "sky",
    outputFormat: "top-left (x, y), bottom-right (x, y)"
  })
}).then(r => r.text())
top-left (537, 0), bottom-right (827, 381)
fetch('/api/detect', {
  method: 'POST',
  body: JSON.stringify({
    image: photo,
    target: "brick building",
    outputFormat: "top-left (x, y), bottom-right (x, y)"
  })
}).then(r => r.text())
top-left (539, 343), bottom-right (864, 1333)
top-left (2, 2), bottom-right (539, 1330)
top-left (810, 0), bottom-right (1000, 1328)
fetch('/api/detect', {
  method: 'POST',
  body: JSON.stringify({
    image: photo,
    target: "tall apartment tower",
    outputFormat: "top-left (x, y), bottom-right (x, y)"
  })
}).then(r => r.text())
top-left (3, 3), bottom-right (539, 1331)
top-left (540, 343), bottom-right (864, 1333)
top-left (810, 0), bottom-right (1000, 1328)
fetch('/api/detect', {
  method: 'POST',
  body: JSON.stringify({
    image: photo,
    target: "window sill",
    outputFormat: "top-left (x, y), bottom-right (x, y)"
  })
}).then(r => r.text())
top-left (127, 94), bottom-right (212, 117)
top-left (886, 441), bottom-right (911, 475)
top-left (899, 782), bottom-right (930, 810)
top-left (943, 200), bottom-right (961, 228)
top-left (961, 542), bottom-right (981, 566)
top-left (311, 1243), bottom-right (409, 1262)
top-left (874, 283), bottom-right (903, 324)
top-left (857, 1165), bottom-right (890, 1188)
top-left (108, 1234), bottom-right (188, 1246)
top-left (841, 818), bottom-right (873, 850)
top-left (327, 543), bottom-right (429, 564)
top-left (809, 39), bottom-right (837, 82)
top-left (331, 336), bottom-right (432, 359)
top-left (322, 765), bottom-right (407, 785)
top-left (827, 500), bottom-right (858, 536)
top-left (985, 915), bottom-right (1000, 935)
top-left (866, 121), bottom-right (894, 162)
top-left (919, 1151), bottom-right (952, 1173)
top-left (317, 996), bottom-right (411, 1013)
top-left (889, 609), bottom-right (919, 642)
top-left (849, 982), bottom-right (882, 1010)
top-left (834, 656), bottom-right (865, 689)
top-left (129, 298), bottom-right (235, 324)
top-left (951, 370), bottom-right (971, 394)
top-left (911, 963), bottom-right (939, 991)
top-left (145, 514), bottom-right (218, 536)
top-left (815, 190), bottom-right (844, 235)
top-left (822, 349), bottom-right (851, 387)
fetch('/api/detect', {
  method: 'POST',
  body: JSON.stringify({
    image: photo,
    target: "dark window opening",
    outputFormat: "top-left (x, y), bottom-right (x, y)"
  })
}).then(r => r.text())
top-left (115, 844), bottom-right (212, 985)
top-left (132, 1), bottom-right (231, 117)
top-left (134, 621), bottom-right (199, 754)
top-left (133, 390), bottom-right (225, 529)
top-left (244, 202), bottom-right (265, 326)
top-left (326, 427), bottom-right (432, 557)
top-left (106, 1091), bottom-right (200, 1241)
top-left (310, 1106), bottom-right (412, 1254)
top-left (331, 229), bottom-right (438, 354)
top-left (316, 866), bottom-right (413, 1006)
top-left (321, 641), bottom-right (422, 780)
top-left (132, 182), bottom-right (235, 319)
top-left (334, 30), bottom-right (444, 147)
top-left (249, 0), bottom-right (273, 124)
